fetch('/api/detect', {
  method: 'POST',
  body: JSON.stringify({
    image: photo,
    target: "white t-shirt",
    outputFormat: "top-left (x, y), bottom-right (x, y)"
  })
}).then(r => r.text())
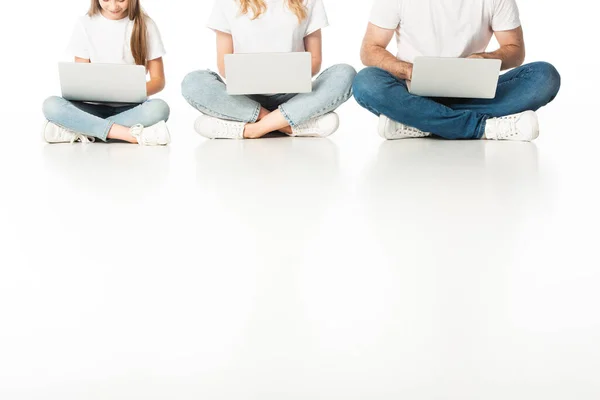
top-left (68, 13), bottom-right (166, 64)
top-left (369, 0), bottom-right (521, 63)
top-left (207, 0), bottom-right (329, 53)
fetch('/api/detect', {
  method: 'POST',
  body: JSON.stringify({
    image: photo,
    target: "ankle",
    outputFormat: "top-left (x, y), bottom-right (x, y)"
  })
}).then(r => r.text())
top-left (279, 126), bottom-right (293, 135)
top-left (243, 123), bottom-right (262, 139)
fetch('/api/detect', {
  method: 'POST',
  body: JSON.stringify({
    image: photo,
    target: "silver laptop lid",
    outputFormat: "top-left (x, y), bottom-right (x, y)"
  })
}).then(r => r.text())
top-left (59, 62), bottom-right (147, 104)
top-left (409, 57), bottom-right (502, 99)
top-left (225, 52), bottom-right (312, 95)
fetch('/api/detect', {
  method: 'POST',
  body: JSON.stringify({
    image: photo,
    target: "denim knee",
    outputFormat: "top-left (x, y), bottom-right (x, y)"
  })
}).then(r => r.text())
top-left (529, 61), bottom-right (561, 102)
top-left (328, 63), bottom-right (357, 92)
top-left (140, 99), bottom-right (170, 125)
top-left (181, 70), bottom-right (219, 103)
top-left (42, 96), bottom-right (68, 122)
top-left (147, 99), bottom-right (170, 122)
top-left (353, 68), bottom-right (390, 108)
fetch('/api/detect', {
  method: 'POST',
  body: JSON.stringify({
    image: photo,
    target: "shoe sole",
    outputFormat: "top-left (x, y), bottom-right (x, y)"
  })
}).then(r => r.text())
top-left (530, 111), bottom-right (540, 141)
top-left (157, 120), bottom-right (171, 145)
top-left (194, 115), bottom-right (219, 140)
top-left (291, 113), bottom-right (340, 138)
top-left (317, 113), bottom-right (340, 138)
top-left (377, 115), bottom-right (388, 139)
top-left (42, 120), bottom-right (52, 143)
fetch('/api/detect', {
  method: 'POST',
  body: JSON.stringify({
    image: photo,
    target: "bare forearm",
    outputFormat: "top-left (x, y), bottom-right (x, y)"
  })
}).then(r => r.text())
top-left (146, 78), bottom-right (165, 97)
top-left (361, 44), bottom-right (413, 80)
top-left (472, 45), bottom-right (525, 70)
top-left (312, 62), bottom-right (322, 77)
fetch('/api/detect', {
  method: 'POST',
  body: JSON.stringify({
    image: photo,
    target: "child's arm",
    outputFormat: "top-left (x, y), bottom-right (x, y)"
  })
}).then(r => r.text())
top-left (146, 57), bottom-right (166, 96)
top-left (304, 30), bottom-right (323, 77)
top-left (75, 57), bottom-right (90, 63)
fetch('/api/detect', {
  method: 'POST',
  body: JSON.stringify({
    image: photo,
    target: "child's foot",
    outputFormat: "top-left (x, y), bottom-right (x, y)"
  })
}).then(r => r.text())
top-left (194, 115), bottom-right (245, 140)
top-left (483, 111), bottom-right (539, 141)
top-left (42, 120), bottom-right (94, 144)
top-left (378, 115), bottom-right (431, 140)
top-left (130, 121), bottom-right (171, 146)
top-left (291, 112), bottom-right (340, 138)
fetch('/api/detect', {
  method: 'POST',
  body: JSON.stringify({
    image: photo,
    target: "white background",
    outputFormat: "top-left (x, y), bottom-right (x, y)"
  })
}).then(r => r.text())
top-left (1, 1), bottom-right (600, 399)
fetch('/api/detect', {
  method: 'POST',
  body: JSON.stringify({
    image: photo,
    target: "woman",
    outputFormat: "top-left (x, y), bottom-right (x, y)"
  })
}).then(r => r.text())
top-left (182, 0), bottom-right (356, 139)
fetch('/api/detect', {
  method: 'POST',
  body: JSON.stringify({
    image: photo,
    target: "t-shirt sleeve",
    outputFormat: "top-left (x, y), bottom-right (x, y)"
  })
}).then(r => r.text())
top-left (67, 18), bottom-right (90, 59)
top-left (146, 18), bottom-right (166, 61)
top-left (492, 0), bottom-right (521, 31)
top-left (305, 0), bottom-right (329, 36)
top-left (369, 0), bottom-right (402, 30)
top-left (207, 0), bottom-right (231, 34)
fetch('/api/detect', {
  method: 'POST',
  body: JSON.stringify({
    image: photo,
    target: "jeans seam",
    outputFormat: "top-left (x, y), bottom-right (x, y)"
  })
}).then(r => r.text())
top-left (45, 116), bottom-right (112, 142)
top-left (182, 93), bottom-right (256, 123)
top-left (183, 69), bottom-right (259, 123)
top-left (355, 96), bottom-right (381, 117)
top-left (476, 116), bottom-right (488, 139)
top-left (497, 67), bottom-right (534, 89)
top-left (282, 89), bottom-right (353, 127)
top-left (278, 104), bottom-right (295, 127)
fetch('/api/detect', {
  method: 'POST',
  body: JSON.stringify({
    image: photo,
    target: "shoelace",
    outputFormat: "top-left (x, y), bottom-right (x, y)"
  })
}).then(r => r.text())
top-left (214, 119), bottom-right (244, 139)
top-left (396, 124), bottom-right (428, 137)
top-left (129, 124), bottom-right (148, 145)
top-left (294, 118), bottom-right (320, 135)
top-left (70, 133), bottom-right (94, 144)
top-left (490, 115), bottom-right (519, 139)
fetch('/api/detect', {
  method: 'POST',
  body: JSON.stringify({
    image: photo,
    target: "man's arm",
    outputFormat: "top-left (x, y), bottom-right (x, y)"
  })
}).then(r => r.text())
top-left (360, 23), bottom-right (413, 80)
top-left (469, 26), bottom-right (525, 70)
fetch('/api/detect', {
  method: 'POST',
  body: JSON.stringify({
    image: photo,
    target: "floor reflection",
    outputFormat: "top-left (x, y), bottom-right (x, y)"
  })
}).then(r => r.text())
top-left (361, 139), bottom-right (542, 266)
top-left (195, 137), bottom-right (342, 251)
top-left (42, 143), bottom-right (171, 203)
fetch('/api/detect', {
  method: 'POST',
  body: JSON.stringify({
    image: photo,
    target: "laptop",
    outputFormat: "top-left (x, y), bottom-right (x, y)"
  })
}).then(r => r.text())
top-left (408, 57), bottom-right (502, 99)
top-left (59, 62), bottom-right (147, 104)
top-left (225, 52), bottom-right (312, 95)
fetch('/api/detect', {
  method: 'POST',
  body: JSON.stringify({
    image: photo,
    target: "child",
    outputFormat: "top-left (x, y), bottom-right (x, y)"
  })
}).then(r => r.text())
top-left (42, 0), bottom-right (171, 145)
top-left (182, 0), bottom-right (357, 140)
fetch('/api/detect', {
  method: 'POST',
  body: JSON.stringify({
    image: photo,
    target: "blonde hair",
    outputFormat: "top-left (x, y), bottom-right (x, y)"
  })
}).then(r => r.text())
top-left (88, 0), bottom-right (149, 66)
top-left (239, 0), bottom-right (308, 23)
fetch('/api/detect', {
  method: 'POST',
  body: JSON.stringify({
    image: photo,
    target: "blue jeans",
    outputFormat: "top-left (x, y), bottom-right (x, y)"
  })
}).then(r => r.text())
top-left (42, 97), bottom-right (171, 141)
top-left (353, 62), bottom-right (561, 140)
top-left (181, 64), bottom-right (357, 127)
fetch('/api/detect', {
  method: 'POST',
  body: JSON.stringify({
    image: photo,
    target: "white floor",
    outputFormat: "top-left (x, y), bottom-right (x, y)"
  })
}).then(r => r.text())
top-left (1, 63), bottom-right (600, 399)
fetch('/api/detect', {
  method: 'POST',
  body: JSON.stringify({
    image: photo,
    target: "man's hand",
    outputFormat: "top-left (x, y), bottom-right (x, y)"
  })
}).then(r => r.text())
top-left (406, 63), bottom-right (414, 80)
top-left (360, 23), bottom-right (414, 81)
top-left (467, 53), bottom-right (486, 59)
top-left (467, 27), bottom-right (525, 70)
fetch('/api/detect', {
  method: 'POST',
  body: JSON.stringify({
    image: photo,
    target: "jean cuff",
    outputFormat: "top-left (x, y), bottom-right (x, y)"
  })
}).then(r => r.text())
top-left (278, 105), bottom-right (297, 128)
top-left (476, 116), bottom-right (488, 139)
top-left (99, 121), bottom-right (114, 142)
top-left (249, 103), bottom-right (261, 123)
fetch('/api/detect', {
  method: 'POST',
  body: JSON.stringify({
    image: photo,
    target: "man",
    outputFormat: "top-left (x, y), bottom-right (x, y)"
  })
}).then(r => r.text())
top-left (353, 0), bottom-right (561, 141)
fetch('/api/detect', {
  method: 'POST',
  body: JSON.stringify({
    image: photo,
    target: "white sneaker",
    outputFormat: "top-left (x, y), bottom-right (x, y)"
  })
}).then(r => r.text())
top-left (291, 112), bottom-right (340, 138)
top-left (484, 111), bottom-right (539, 141)
top-left (378, 115), bottom-right (431, 140)
top-left (130, 121), bottom-right (171, 146)
top-left (42, 120), bottom-right (94, 144)
top-left (194, 115), bottom-right (245, 140)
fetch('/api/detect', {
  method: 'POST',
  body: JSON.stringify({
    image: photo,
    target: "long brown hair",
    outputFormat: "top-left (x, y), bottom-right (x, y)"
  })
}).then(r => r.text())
top-left (88, 0), bottom-right (148, 66)
top-left (239, 0), bottom-right (307, 23)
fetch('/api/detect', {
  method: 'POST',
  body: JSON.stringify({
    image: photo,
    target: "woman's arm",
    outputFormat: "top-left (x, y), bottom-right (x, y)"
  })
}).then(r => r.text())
top-left (216, 31), bottom-right (234, 78)
top-left (75, 57), bottom-right (90, 63)
top-left (304, 29), bottom-right (323, 76)
top-left (146, 57), bottom-right (166, 96)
